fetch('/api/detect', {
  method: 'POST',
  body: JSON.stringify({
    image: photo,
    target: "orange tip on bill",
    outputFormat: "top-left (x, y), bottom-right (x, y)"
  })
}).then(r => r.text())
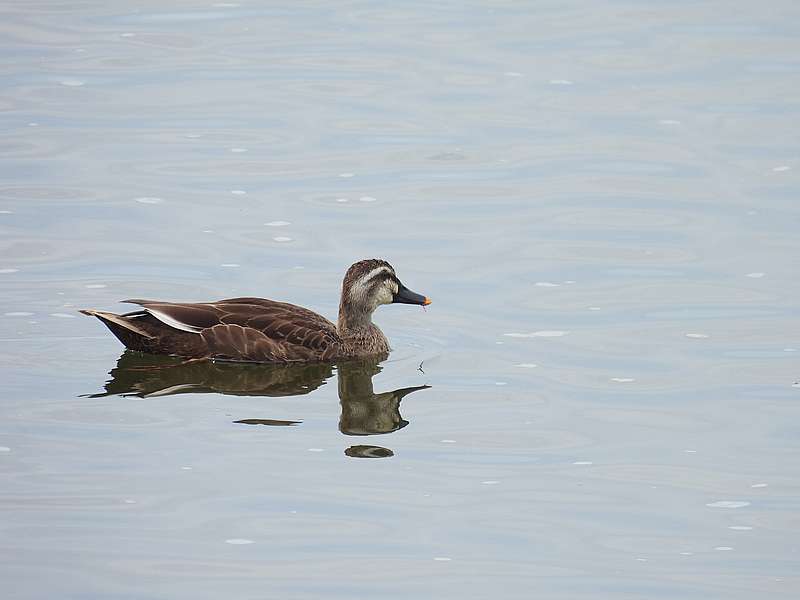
top-left (423, 297), bottom-right (432, 306)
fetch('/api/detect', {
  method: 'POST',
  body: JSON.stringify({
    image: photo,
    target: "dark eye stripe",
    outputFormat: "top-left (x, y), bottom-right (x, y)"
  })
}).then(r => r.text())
top-left (365, 270), bottom-right (396, 286)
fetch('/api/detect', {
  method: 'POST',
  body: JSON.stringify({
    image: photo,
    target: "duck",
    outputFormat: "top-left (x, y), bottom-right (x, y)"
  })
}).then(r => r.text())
top-left (80, 259), bottom-right (431, 363)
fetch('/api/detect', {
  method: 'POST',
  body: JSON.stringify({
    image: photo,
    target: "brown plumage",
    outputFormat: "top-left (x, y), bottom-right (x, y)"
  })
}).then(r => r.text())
top-left (81, 259), bottom-right (431, 363)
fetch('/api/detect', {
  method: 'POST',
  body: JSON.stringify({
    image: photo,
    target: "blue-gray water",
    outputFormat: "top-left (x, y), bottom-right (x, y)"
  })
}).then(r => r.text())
top-left (2, 1), bottom-right (799, 598)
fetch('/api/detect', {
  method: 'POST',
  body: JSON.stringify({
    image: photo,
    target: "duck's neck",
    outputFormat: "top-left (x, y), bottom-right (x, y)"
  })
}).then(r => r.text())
top-left (337, 303), bottom-right (389, 355)
top-left (337, 302), bottom-right (374, 336)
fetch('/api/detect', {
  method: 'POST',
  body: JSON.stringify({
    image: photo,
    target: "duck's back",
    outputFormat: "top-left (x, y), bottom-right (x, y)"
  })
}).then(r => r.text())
top-left (123, 297), bottom-right (342, 362)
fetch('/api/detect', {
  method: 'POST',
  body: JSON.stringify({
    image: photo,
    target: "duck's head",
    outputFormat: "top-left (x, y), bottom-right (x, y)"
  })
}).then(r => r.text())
top-left (340, 259), bottom-right (431, 318)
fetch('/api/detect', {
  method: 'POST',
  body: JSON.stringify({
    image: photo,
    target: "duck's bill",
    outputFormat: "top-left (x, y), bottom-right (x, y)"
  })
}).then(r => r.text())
top-left (393, 283), bottom-right (431, 306)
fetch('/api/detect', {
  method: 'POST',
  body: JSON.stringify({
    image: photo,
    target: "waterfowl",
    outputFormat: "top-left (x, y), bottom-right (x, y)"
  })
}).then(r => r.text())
top-left (80, 259), bottom-right (430, 363)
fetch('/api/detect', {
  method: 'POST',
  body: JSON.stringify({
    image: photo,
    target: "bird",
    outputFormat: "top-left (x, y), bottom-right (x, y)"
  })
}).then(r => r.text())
top-left (80, 259), bottom-right (430, 363)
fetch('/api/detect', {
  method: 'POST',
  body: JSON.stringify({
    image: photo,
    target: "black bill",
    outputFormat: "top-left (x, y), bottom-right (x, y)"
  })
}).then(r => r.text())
top-left (392, 283), bottom-right (431, 306)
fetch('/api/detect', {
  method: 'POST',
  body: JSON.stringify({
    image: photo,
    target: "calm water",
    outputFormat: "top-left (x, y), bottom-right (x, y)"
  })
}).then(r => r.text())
top-left (2, 1), bottom-right (799, 598)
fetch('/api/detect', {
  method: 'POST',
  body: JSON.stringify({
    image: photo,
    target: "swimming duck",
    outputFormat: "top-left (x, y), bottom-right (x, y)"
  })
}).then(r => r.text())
top-left (80, 259), bottom-right (430, 363)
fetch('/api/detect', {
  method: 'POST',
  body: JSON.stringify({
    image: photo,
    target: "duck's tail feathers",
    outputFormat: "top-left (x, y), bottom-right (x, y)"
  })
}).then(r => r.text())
top-left (80, 309), bottom-right (156, 349)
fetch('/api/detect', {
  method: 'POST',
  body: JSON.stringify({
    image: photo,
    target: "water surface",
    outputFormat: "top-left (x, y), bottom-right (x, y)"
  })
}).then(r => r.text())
top-left (1, 1), bottom-right (799, 598)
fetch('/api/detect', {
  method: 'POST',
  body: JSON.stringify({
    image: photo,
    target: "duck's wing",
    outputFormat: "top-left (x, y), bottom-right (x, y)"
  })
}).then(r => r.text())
top-left (122, 298), bottom-right (341, 362)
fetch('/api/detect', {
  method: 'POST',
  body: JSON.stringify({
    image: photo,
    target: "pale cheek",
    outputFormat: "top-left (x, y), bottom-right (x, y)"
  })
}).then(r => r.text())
top-left (378, 287), bottom-right (394, 306)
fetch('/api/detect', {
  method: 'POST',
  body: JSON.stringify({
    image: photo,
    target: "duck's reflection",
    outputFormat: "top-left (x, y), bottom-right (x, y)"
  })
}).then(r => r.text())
top-left (89, 351), bottom-right (335, 398)
top-left (89, 351), bottom-right (429, 457)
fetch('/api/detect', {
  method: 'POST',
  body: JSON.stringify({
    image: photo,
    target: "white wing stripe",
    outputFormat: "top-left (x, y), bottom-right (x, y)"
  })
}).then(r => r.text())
top-left (146, 308), bottom-right (203, 334)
